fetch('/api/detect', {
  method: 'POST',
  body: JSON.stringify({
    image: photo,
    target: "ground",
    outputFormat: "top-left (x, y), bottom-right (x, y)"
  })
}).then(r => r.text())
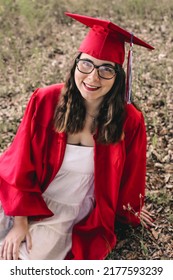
top-left (0, 0), bottom-right (172, 259)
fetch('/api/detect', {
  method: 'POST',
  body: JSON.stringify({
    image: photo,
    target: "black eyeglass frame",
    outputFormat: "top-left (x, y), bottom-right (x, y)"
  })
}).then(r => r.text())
top-left (75, 58), bottom-right (119, 80)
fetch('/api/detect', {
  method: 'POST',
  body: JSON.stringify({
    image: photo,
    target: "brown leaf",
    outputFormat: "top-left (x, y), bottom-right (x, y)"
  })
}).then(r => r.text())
top-left (151, 228), bottom-right (159, 240)
top-left (116, 240), bottom-right (127, 249)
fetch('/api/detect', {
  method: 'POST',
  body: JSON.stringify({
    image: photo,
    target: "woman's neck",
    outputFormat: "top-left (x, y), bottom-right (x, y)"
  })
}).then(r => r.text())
top-left (84, 98), bottom-right (103, 116)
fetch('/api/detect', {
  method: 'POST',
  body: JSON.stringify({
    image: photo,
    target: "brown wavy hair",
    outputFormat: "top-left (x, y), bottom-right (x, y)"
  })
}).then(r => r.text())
top-left (54, 53), bottom-right (126, 144)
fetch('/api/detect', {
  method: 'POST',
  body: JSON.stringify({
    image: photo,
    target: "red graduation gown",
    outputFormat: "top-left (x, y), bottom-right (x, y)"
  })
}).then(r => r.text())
top-left (0, 83), bottom-right (146, 259)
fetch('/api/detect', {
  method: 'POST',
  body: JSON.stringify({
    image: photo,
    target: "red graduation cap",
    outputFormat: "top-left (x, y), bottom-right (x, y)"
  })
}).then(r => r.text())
top-left (65, 12), bottom-right (154, 102)
top-left (65, 12), bottom-right (154, 65)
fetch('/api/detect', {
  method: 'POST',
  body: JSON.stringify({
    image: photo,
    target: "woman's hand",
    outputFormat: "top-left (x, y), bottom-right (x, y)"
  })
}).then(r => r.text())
top-left (140, 206), bottom-right (156, 229)
top-left (0, 216), bottom-right (32, 260)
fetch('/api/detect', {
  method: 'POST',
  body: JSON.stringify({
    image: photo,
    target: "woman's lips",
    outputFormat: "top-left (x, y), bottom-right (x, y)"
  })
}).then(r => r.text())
top-left (83, 82), bottom-right (100, 91)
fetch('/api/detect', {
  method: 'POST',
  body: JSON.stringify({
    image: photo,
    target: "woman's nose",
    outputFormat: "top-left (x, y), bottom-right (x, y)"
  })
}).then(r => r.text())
top-left (88, 68), bottom-right (100, 80)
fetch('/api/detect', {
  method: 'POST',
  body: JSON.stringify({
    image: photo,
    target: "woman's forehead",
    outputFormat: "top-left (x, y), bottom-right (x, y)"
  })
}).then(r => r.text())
top-left (80, 53), bottom-right (115, 66)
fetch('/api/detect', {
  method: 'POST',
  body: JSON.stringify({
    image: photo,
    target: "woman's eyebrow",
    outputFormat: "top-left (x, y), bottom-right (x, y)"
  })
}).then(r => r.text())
top-left (81, 58), bottom-right (115, 67)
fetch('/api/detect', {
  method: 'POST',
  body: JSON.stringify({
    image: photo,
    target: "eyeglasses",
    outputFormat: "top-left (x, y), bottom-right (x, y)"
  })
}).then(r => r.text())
top-left (76, 58), bottom-right (117, 80)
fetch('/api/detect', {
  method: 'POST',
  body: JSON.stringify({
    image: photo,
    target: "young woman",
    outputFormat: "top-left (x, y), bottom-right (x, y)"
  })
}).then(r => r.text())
top-left (0, 13), bottom-right (154, 260)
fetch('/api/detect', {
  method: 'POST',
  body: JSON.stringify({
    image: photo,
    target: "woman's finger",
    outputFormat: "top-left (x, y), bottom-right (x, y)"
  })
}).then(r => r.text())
top-left (140, 212), bottom-right (156, 227)
top-left (26, 232), bottom-right (32, 253)
top-left (2, 241), bottom-right (8, 260)
top-left (142, 209), bottom-right (155, 217)
top-left (7, 243), bottom-right (13, 260)
top-left (1, 241), bottom-right (6, 259)
top-left (140, 211), bottom-right (154, 222)
top-left (0, 244), bottom-right (3, 259)
top-left (141, 216), bottom-right (155, 227)
top-left (141, 206), bottom-right (155, 217)
top-left (140, 220), bottom-right (149, 229)
top-left (12, 242), bottom-right (19, 260)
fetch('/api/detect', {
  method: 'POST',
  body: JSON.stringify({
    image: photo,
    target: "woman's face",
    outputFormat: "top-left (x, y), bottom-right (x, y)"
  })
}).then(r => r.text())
top-left (74, 53), bottom-right (116, 105)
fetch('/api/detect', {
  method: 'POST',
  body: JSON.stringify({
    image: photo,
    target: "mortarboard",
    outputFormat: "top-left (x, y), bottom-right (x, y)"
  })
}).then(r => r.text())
top-left (65, 12), bottom-right (154, 103)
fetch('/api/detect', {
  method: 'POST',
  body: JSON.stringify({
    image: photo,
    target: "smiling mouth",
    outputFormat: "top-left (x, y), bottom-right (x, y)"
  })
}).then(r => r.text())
top-left (83, 82), bottom-right (101, 91)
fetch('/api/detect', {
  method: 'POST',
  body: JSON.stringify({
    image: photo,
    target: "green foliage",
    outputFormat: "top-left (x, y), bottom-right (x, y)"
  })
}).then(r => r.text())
top-left (0, 0), bottom-right (172, 25)
top-left (146, 190), bottom-right (172, 206)
top-left (167, 214), bottom-right (173, 223)
top-left (140, 240), bottom-right (149, 256)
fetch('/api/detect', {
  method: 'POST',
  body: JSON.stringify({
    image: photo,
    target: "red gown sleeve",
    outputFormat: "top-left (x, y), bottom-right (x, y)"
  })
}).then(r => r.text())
top-left (116, 105), bottom-right (147, 226)
top-left (0, 89), bottom-right (53, 218)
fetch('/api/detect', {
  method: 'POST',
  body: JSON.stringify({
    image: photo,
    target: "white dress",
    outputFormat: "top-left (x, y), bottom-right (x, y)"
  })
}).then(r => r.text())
top-left (0, 144), bottom-right (95, 260)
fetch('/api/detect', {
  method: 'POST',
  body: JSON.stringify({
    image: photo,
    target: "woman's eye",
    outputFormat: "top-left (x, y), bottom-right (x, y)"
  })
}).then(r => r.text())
top-left (82, 61), bottom-right (92, 67)
top-left (102, 66), bottom-right (114, 73)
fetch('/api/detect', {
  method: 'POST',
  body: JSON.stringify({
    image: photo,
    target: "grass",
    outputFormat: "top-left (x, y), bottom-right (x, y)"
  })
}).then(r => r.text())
top-left (0, 0), bottom-right (171, 99)
top-left (146, 190), bottom-right (172, 206)
top-left (0, 0), bottom-right (173, 30)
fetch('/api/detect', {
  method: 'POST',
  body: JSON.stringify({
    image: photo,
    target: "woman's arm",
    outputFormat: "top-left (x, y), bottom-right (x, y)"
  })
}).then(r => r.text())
top-left (0, 88), bottom-right (54, 218)
top-left (0, 216), bottom-right (32, 260)
top-left (116, 107), bottom-right (153, 227)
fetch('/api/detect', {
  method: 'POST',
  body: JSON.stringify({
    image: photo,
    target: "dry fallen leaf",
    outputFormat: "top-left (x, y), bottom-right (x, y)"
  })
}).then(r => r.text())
top-left (151, 228), bottom-right (159, 240)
